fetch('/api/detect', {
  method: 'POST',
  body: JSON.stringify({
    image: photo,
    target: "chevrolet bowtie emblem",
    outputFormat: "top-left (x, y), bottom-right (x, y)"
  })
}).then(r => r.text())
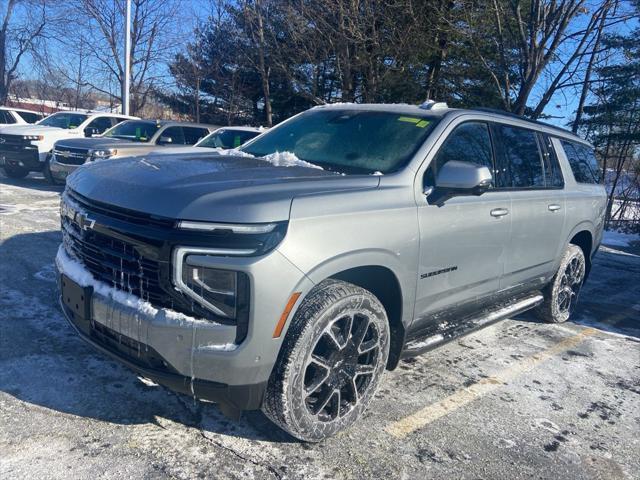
top-left (76, 212), bottom-right (96, 231)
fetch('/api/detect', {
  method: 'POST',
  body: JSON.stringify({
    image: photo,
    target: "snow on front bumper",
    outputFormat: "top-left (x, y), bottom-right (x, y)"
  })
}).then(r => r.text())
top-left (55, 245), bottom-right (242, 383)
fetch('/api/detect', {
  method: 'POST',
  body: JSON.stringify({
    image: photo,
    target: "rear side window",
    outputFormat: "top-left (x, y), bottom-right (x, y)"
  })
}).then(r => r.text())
top-left (560, 140), bottom-right (601, 184)
top-left (493, 125), bottom-right (545, 188)
top-left (426, 122), bottom-right (494, 186)
top-left (539, 134), bottom-right (564, 188)
top-left (160, 126), bottom-right (186, 145)
top-left (87, 116), bottom-right (115, 134)
top-left (183, 127), bottom-right (210, 145)
top-left (18, 111), bottom-right (42, 123)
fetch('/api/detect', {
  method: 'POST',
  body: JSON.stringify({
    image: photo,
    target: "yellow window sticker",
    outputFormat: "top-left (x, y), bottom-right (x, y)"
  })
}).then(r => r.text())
top-left (416, 120), bottom-right (430, 128)
top-left (397, 116), bottom-right (421, 124)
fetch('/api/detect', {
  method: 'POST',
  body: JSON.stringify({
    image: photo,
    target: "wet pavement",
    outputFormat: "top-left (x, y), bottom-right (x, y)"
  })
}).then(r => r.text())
top-left (1, 173), bottom-right (639, 479)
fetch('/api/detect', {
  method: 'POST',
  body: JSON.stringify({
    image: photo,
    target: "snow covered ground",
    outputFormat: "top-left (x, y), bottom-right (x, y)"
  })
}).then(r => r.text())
top-left (1, 173), bottom-right (639, 480)
top-left (602, 230), bottom-right (640, 248)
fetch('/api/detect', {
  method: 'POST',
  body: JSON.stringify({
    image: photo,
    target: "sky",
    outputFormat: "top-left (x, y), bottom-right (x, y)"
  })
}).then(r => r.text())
top-left (7, 0), bottom-right (639, 129)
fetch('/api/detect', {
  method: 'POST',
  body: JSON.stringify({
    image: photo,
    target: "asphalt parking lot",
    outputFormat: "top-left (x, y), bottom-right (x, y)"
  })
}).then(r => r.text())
top-left (1, 173), bottom-right (639, 480)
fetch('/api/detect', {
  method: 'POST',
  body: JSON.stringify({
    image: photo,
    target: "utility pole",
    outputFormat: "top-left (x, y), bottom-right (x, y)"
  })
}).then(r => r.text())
top-left (123, 0), bottom-right (131, 115)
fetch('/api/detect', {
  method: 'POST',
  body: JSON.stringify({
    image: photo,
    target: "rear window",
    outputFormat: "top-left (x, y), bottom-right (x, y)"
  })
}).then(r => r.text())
top-left (18, 111), bottom-right (43, 123)
top-left (560, 140), bottom-right (601, 184)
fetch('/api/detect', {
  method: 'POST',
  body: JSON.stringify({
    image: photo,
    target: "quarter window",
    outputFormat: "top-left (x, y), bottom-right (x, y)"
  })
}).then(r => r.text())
top-left (560, 140), bottom-right (601, 184)
top-left (426, 122), bottom-right (494, 186)
top-left (493, 125), bottom-right (545, 188)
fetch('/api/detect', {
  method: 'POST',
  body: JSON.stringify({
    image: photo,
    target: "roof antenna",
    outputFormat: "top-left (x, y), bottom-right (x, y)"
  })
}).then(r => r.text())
top-left (419, 99), bottom-right (449, 110)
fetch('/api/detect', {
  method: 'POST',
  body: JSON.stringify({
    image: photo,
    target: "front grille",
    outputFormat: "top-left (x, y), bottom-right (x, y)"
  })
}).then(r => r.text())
top-left (54, 146), bottom-right (90, 166)
top-left (0, 134), bottom-right (29, 148)
top-left (61, 188), bottom-right (256, 340)
top-left (62, 213), bottom-right (166, 305)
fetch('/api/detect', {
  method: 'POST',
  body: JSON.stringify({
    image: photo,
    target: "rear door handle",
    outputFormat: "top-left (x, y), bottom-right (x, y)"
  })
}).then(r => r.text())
top-left (490, 208), bottom-right (509, 217)
top-left (548, 204), bottom-right (561, 212)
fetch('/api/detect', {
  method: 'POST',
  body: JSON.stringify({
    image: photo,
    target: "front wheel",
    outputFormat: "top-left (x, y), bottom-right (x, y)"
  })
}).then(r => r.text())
top-left (43, 154), bottom-right (60, 184)
top-left (2, 164), bottom-right (29, 179)
top-left (536, 244), bottom-right (586, 323)
top-left (263, 279), bottom-right (390, 442)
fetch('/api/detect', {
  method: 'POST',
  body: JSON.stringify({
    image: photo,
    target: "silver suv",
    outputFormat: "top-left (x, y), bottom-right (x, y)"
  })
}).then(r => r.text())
top-left (55, 103), bottom-right (606, 441)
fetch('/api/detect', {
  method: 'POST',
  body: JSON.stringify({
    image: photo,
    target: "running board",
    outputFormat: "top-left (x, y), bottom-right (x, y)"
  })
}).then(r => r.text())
top-left (401, 293), bottom-right (544, 358)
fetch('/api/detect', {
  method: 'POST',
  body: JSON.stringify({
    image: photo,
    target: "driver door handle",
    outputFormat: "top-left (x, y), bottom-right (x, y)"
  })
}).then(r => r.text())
top-left (490, 208), bottom-right (509, 217)
top-left (548, 204), bottom-right (561, 212)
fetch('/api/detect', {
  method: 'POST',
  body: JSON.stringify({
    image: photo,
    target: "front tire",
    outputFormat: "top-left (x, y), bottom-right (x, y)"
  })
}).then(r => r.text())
top-left (43, 154), bottom-right (60, 184)
top-left (2, 164), bottom-right (29, 179)
top-left (536, 244), bottom-right (586, 323)
top-left (263, 279), bottom-right (390, 442)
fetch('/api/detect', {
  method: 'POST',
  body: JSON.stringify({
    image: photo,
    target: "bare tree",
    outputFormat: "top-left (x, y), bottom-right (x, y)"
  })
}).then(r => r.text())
top-left (0, 0), bottom-right (48, 104)
top-left (76, 0), bottom-right (182, 114)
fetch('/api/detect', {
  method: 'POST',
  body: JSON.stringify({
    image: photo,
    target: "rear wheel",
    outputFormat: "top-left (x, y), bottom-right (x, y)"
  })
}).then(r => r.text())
top-left (536, 244), bottom-right (586, 323)
top-left (263, 279), bottom-right (390, 442)
top-left (2, 164), bottom-right (29, 179)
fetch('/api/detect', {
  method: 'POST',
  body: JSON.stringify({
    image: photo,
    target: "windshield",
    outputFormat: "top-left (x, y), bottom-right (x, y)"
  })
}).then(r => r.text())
top-left (39, 112), bottom-right (89, 129)
top-left (198, 129), bottom-right (260, 149)
top-left (241, 109), bottom-right (439, 174)
top-left (103, 120), bottom-right (160, 142)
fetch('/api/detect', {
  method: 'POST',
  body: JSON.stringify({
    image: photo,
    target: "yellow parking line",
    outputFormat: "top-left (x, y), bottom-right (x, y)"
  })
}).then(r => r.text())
top-left (385, 327), bottom-right (597, 439)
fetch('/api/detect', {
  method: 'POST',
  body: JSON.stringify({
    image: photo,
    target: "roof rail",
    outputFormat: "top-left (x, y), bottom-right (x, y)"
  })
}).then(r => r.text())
top-left (470, 107), bottom-right (575, 136)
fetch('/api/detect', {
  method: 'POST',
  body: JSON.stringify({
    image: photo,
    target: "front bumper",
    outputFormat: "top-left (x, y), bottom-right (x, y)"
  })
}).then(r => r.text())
top-left (59, 292), bottom-right (266, 410)
top-left (55, 243), bottom-right (312, 410)
top-left (49, 159), bottom-right (79, 181)
top-left (0, 146), bottom-right (44, 171)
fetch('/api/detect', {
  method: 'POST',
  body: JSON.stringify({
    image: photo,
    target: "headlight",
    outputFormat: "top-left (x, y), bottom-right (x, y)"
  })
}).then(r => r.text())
top-left (23, 135), bottom-right (44, 141)
top-left (173, 247), bottom-right (250, 319)
top-left (89, 148), bottom-right (117, 159)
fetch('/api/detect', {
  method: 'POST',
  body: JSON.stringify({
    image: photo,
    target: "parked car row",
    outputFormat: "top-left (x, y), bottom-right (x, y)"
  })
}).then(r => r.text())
top-left (0, 107), bottom-right (263, 181)
top-left (52, 101), bottom-right (606, 441)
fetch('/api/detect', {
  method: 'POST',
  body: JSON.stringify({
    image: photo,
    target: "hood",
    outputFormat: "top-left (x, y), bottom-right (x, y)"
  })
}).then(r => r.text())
top-left (0, 124), bottom-right (65, 136)
top-left (54, 137), bottom-right (134, 150)
top-left (67, 155), bottom-right (379, 223)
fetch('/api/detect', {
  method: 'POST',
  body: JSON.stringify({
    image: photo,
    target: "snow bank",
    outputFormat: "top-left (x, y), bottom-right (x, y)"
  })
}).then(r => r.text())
top-left (602, 230), bottom-right (639, 247)
top-left (55, 245), bottom-right (212, 326)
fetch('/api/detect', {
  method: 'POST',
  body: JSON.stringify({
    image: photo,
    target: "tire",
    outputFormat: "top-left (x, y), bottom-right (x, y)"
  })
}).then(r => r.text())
top-left (2, 164), bottom-right (29, 179)
top-left (535, 244), bottom-right (586, 323)
top-left (43, 154), bottom-right (59, 184)
top-left (263, 279), bottom-right (390, 442)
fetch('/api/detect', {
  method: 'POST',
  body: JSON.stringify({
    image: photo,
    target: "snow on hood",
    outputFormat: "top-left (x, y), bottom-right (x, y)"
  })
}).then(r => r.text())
top-left (259, 151), bottom-right (323, 170)
top-left (55, 245), bottom-right (213, 326)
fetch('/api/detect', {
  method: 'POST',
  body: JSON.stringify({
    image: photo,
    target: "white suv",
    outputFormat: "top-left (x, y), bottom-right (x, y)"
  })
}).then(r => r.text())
top-left (0, 106), bottom-right (45, 126)
top-left (0, 111), bottom-right (136, 179)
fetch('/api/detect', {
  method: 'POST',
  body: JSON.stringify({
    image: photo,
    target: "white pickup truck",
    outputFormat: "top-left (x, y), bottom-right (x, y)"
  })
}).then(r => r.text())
top-left (0, 111), bottom-right (135, 179)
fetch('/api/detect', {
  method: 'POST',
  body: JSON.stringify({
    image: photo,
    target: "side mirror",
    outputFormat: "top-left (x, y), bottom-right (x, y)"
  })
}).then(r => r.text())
top-left (158, 136), bottom-right (173, 145)
top-left (426, 161), bottom-right (493, 205)
top-left (84, 127), bottom-right (99, 137)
